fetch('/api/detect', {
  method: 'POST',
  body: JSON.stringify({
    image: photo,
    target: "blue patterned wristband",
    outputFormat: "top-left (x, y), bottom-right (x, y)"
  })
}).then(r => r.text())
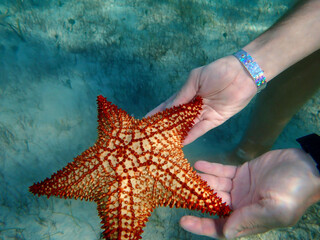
top-left (233, 49), bottom-right (267, 92)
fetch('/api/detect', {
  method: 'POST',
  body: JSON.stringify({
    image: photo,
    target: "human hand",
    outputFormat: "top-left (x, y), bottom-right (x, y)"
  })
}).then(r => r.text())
top-left (147, 56), bottom-right (258, 145)
top-left (180, 149), bottom-right (320, 239)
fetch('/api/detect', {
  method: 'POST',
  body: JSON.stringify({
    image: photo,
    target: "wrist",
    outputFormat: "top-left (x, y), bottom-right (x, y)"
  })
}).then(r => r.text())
top-left (228, 55), bottom-right (258, 97)
top-left (233, 50), bottom-right (267, 92)
top-left (242, 34), bottom-right (296, 82)
top-left (243, 43), bottom-right (278, 82)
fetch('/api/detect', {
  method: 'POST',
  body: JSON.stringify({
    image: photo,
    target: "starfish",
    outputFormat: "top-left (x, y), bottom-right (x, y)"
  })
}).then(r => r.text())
top-left (29, 95), bottom-right (231, 240)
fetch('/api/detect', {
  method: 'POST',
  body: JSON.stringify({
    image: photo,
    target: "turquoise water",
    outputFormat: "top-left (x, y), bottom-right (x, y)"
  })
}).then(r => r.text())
top-left (0, 0), bottom-right (319, 239)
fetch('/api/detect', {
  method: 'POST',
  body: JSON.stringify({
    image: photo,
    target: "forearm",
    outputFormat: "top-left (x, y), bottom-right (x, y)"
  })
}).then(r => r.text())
top-left (243, 0), bottom-right (320, 81)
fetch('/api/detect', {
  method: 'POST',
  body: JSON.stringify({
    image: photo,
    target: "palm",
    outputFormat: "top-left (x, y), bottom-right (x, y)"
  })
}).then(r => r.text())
top-left (181, 149), bottom-right (319, 239)
top-left (228, 158), bottom-right (276, 210)
top-left (147, 56), bottom-right (257, 145)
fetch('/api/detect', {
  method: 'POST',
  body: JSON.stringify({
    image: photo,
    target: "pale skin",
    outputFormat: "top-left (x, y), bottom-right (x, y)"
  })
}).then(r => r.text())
top-left (147, 0), bottom-right (320, 146)
top-left (182, 149), bottom-right (320, 239)
top-left (147, 0), bottom-right (320, 238)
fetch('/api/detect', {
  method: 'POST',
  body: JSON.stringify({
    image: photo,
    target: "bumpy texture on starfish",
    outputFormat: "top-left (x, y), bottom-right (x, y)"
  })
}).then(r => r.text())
top-left (29, 95), bottom-right (231, 240)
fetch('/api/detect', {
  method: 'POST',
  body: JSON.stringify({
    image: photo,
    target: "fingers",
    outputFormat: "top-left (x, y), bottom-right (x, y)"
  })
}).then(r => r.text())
top-left (199, 173), bottom-right (233, 192)
top-left (145, 94), bottom-right (176, 117)
top-left (195, 161), bottom-right (236, 206)
top-left (145, 101), bottom-right (166, 117)
top-left (180, 215), bottom-right (226, 239)
top-left (194, 161), bottom-right (237, 178)
top-left (182, 120), bottom-right (214, 145)
top-left (146, 68), bottom-right (201, 117)
top-left (182, 106), bottom-right (227, 144)
top-left (182, 115), bottom-right (224, 145)
top-left (170, 68), bottom-right (200, 107)
top-left (214, 191), bottom-right (231, 206)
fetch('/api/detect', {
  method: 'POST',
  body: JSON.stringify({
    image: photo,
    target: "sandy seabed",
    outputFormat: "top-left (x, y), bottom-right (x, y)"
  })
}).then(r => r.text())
top-left (0, 0), bottom-right (319, 239)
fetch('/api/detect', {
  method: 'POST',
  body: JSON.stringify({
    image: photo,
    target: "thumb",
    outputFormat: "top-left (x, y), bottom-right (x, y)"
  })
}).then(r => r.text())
top-left (167, 68), bottom-right (202, 108)
top-left (145, 68), bottom-right (200, 117)
top-left (224, 203), bottom-right (279, 239)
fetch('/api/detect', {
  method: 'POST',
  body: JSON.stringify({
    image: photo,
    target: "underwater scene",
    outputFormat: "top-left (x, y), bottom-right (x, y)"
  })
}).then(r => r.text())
top-left (1, 0), bottom-right (319, 239)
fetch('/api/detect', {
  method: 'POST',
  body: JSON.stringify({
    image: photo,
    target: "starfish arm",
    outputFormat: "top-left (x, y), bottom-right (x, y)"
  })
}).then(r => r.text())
top-left (165, 166), bottom-right (231, 216)
top-left (97, 95), bottom-right (135, 140)
top-left (29, 145), bottom-right (110, 201)
top-left (29, 95), bottom-right (231, 240)
top-left (143, 148), bottom-right (231, 217)
top-left (96, 176), bottom-right (155, 240)
top-left (142, 96), bottom-right (202, 142)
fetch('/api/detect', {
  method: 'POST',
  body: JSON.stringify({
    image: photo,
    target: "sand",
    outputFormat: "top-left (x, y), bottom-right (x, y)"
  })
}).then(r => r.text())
top-left (0, 0), bottom-right (319, 239)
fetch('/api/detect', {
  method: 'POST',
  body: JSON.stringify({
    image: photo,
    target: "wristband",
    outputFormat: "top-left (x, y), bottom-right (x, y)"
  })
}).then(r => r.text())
top-left (233, 49), bottom-right (267, 92)
top-left (296, 133), bottom-right (320, 173)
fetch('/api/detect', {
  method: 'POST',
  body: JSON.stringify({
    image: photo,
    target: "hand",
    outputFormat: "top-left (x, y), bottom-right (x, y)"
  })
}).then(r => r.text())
top-left (180, 149), bottom-right (320, 239)
top-left (147, 56), bottom-right (258, 145)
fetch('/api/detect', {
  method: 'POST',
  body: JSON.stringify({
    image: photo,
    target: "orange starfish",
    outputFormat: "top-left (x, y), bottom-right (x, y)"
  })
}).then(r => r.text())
top-left (29, 95), bottom-right (231, 240)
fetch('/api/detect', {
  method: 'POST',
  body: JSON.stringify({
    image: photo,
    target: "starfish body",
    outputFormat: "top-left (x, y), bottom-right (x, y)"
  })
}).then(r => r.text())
top-left (30, 95), bottom-right (231, 240)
